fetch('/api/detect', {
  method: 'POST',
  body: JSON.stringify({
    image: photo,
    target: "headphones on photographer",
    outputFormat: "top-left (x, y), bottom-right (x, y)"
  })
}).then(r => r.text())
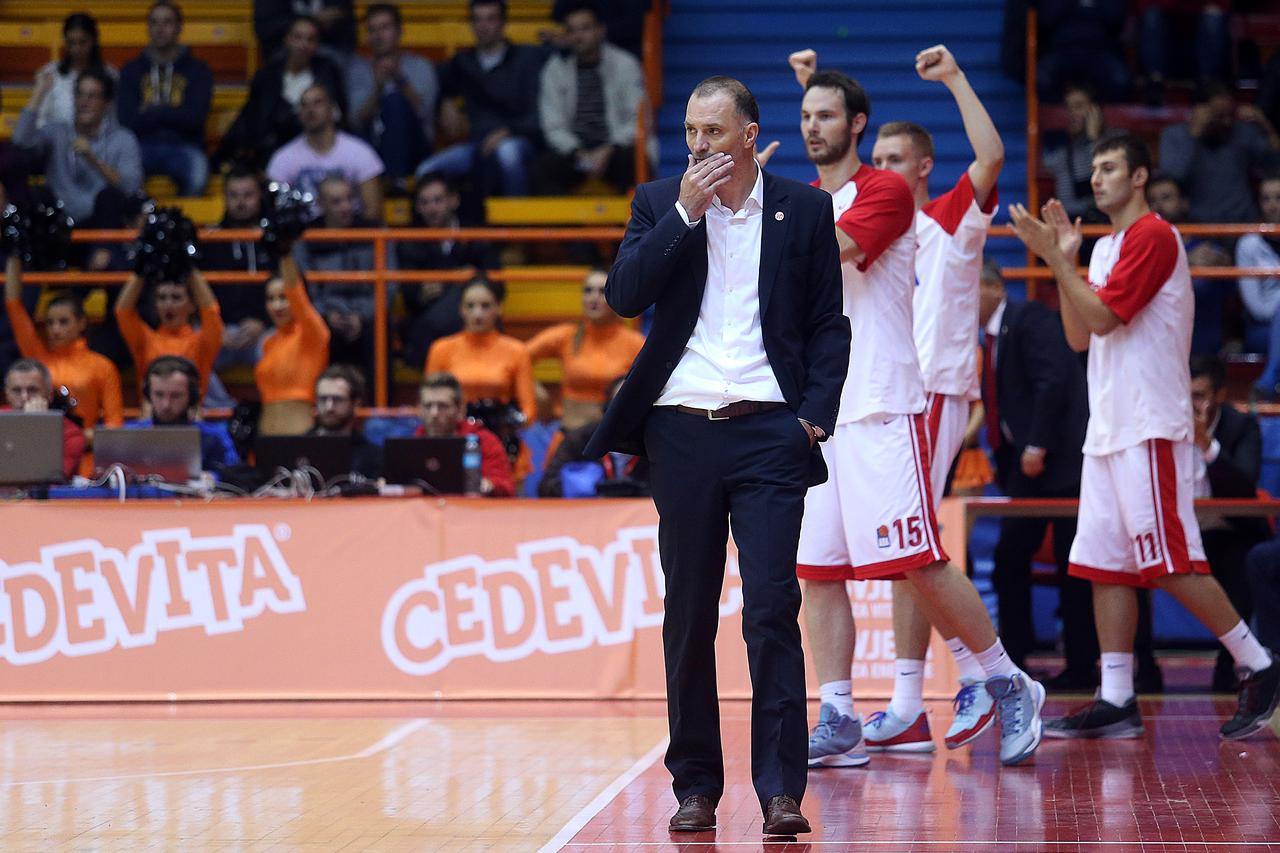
top-left (142, 355), bottom-right (201, 412)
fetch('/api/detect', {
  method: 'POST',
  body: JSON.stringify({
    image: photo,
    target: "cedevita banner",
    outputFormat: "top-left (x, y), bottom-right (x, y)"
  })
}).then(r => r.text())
top-left (0, 499), bottom-right (959, 700)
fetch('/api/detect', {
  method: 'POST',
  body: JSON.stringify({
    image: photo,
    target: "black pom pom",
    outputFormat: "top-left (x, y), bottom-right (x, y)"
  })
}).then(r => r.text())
top-left (134, 206), bottom-right (201, 283)
top-left (260, 182), bottom-right (314, 255)
top-left (25, 193), bottom-right (75, 271)
top-left (1, 204), bottom-right (32, 264)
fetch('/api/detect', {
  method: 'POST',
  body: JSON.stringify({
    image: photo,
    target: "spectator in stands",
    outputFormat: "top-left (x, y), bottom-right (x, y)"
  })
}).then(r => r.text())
top-left (2, 357), bottom-right (85, 479)
top-left (1136, 0), bottom-right (1231, 106)
top-left (979, 260), bottom-right (1100, 689)
top-left (549, 0), bottom-right (648, 58)
top-left (1147, 174), bottom-right (1234, 354)
top-left (5, 256), bottom-right (123, 440)
top-left (533, 2), bottom-right (650, 196)
top-left (1259, 49), bottom-right (1280, 136)
top-left (256, 253), bottom-right (329, 435)
top-left (85, 188), bottom-right (152, 271)
top-left (1042, 82), bottom-right (1106, 222)
top-left (425, 274), bottom-right (536, 426)
top-left (537, 375), bottom-right (648, 497)
top-left (255, 0), bottom-right (355, 64)
top-left (217, 16), bottom-right (348, 172)
top-left (117, 2), bottom-right (213, 197)
top-left (115, 266), bottom-right (224, 400)
top-left (1035, 0), bottom-right (1132, 103)
top-left (416, 370), bottom-right (514, 497)
top-left (128, 355), bottom-right (239, 470)
top-left (13, 68), bottom-right (143, 223)
top-left (525, 268), bottom-right (643, 430)
top-left (415, 0), bottom-right (548, 197)
top-left (396, 173), bottom-right (498, 367)
top-left (1159, 82), bottom-right (1280, 224)
top-left (532, 3), bottom-right (650, 195)
top-left (1190, 354), bottom-right (1268, 691)
top-left (267, 84), bottom-right (385, 220)
top-left (32, 14), bottom-right (115, 130)
top-left (1244, 538), bottom-right (1280, 653)
top-left (204, 167), bottom-right (272, 370)
top-left (294, 176), bottom-right (387, 384)
top-left (347, 3), bottom-right (439, 187)
top-left (1237, 174), bottom-right (1280, 398)
top-left (308, 363), bottom-right (379, 478)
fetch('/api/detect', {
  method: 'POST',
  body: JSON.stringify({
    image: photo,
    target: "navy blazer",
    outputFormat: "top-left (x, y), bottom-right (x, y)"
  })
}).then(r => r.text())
top-left (584, 171), bottom-right (850, 486)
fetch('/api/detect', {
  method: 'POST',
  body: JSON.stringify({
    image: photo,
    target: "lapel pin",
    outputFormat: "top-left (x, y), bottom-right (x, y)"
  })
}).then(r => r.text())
top-left (775, 211), bottom-right (785, 221)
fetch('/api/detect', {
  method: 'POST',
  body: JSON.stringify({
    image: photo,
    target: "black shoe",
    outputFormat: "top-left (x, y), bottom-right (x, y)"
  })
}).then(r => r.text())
top-left (1044, 667), bottom-right (1098, 693)
top-left (762, 794), bottom-right (810, 836)
top-left (1221, 656), bottom-right (1280, 740)
top-left (1044, 697), bottom-right (1144, 739)
top-left (669, 794), bottom-right (716, 832)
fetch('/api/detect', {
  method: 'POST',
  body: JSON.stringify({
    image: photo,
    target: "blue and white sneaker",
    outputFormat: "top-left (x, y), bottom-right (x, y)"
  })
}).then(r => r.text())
top-left (945, 678), bottom-right (997, 749)
top-left (807, 703), bottom-right (870, 767)
top-left (985, 673), bottom-right (1046, 766)
top-left (864, 707), bottom-right (936, 752)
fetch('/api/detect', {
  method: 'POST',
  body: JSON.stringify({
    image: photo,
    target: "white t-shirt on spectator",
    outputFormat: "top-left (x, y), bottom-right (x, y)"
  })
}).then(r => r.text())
top-left (1084, 211), bottom-right (1194, 456)
top-left (266, 131), bottom-right (385, 206)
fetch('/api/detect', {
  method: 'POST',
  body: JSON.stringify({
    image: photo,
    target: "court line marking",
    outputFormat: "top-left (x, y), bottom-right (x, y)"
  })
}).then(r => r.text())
top-left (562, 842), bottom-right (1279, 848)
top-left (537, 735), bottom-right (669, 853)
top-left (2, 718), bottom-right (429, 788)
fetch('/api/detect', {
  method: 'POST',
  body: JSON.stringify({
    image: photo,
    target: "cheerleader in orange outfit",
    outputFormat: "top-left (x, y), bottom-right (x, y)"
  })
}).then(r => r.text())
top-left (525, 268), bottom-right (644, 430)
top-left (425, 275), bottom-right (537, 425)
top-left (254, 254), bottom-right (331, 435)
top-left (4, 255), bottom-right (123, 439)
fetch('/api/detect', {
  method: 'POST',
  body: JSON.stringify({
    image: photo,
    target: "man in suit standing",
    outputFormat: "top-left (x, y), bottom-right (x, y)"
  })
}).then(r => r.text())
top-left (979, 261), bottom-right (1099, 688)
top-left (584, 76), bottom-right (849, 837)
top-left (1191, 354), bottom-right (1268, 690)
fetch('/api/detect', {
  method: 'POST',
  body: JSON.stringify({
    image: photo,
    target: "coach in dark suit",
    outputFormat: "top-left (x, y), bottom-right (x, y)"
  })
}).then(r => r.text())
top-left (584, 77), bottom-right (848, 836)
top-left (979, 262), bottom-right (1099, 686)
top-left (1191, 354), bottom-right (1268, 690)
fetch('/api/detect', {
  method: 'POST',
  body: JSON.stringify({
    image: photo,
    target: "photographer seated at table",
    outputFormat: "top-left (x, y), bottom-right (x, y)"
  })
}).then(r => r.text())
top-left (126, 355), bottom-right (238, 472)
top-left (415, 371), bottom-right (513, 497)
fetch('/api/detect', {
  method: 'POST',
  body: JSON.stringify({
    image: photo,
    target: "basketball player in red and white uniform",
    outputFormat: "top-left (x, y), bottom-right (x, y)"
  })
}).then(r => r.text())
top-left (1011, 132), bottom-right (1280, 740)
top-left (791, 65), bottom-right (1044, 768)
top-left (787, 45), bottom-right (1010, 755)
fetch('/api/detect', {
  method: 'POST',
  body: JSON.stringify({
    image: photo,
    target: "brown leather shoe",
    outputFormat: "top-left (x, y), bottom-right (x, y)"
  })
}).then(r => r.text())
top-left (762, 794), bottom-right (811, 835)
top-left (669, 794), bottom-right (716, 832)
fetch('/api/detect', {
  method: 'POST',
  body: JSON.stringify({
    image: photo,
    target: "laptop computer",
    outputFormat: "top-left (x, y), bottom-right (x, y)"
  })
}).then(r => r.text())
top-left (382, 436), bottom-right (466, 494)
top-left (94, 426), bottom-right (202, 482)
top-left (0, 411), bottom-right (66, 485)
top-left (255, 434), bottom-right (354, 482)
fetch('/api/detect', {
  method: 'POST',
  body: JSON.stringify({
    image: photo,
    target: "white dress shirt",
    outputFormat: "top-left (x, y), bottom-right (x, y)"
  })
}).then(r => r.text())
top-left (656, 165), bottom-right (786, 409)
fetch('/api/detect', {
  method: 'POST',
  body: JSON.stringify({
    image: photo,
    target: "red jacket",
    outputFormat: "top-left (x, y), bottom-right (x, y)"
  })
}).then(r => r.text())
top-left (414, 419), bottom-right (515, 497)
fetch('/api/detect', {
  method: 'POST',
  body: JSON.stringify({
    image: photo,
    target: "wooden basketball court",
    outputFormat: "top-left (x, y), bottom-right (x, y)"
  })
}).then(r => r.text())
top-left (1, 689), bottom-right (1277, 851)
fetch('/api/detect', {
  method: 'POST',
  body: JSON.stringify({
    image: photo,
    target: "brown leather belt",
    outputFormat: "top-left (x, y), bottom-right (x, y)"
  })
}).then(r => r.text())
top-left (665, 401), bottom-right (787, 421)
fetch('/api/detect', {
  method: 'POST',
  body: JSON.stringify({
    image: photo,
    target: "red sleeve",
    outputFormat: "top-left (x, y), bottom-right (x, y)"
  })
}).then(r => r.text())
top-left (1095, 216), bottom-right (1180, 324)
top-left (835, 168), bottom-right (914, 271)
top-left (62, 417), bottom-right (86, 478)
top-left (479, 428), bottom-right (515, 497)
top-left (921, 172), bottom-right (997, 236)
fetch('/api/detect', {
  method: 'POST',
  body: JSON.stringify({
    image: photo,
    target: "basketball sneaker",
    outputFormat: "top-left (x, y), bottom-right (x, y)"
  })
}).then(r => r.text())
top-left (1043, 697), bottom-right (1144, 739)
top-left (807, 703), bottom-right (870, 767)
top-left (985, 673), bottom-right (1046, 765)
top-left (1220, 656), bottom-right (1280, 740)
top-left (945, 678), bottom-right (997, 749)
top-left (864, 708), bottom-right (936, 752)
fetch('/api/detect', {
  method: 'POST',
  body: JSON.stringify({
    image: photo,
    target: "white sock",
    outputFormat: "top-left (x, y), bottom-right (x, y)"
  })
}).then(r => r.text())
top-left (974, 639), bottom-right (1022, 680)
top-left (820, 679), bottom-right (854, 718)
top-left (946, 637), bottom-right (987, 683)
top-left (1100, 652), bottom-right (1135, 706)
top-left (1218, 620), bottom-right (1273, 674)
top-left (889, 659), bottom-right (925, 720)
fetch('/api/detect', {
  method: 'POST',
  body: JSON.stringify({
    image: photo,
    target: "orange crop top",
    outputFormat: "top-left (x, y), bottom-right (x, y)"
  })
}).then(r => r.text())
top-left (425, 329), bottom-right (537, 423)
top-left (525, 321), bottom-right (644, 403)
top-left (254, 284), bottom-right (331, 404)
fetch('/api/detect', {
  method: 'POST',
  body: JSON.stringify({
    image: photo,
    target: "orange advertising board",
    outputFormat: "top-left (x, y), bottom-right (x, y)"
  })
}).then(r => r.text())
top-left (0, 499), bottom-right (960, 700)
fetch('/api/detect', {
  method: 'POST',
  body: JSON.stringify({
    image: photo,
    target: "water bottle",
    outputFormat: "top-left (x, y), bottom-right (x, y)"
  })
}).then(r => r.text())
top-left (462, 433), bottom-right (483, 496)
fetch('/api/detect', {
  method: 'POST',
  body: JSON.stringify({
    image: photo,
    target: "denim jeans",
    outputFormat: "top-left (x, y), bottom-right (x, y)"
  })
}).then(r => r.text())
top-left (1139, 7), bottom-right (1230, 82)
top-left (415, 135), bottom-right (534, 196)
top-left (141, 141), bottom-right (209, 196)
top-left (369, 90), bottom-right (429, 181)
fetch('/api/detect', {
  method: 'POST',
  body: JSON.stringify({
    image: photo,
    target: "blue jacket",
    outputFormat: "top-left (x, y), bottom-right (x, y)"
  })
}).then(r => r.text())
top-left (117, 46), bottom-right (213, 148)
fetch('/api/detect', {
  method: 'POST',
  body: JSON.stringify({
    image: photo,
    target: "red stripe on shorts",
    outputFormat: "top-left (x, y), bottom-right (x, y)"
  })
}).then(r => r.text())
top-left (908, 412), bottom-right (948, 564)
top-left (924, 392), bottom-right (945, 466)
top-left (1148, 438), bottom-right (1193, 576)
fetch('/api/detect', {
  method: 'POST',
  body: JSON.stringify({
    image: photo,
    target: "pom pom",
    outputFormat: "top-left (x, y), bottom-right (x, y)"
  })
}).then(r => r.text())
top-left (134, 207), bottom-right (201, 283)
top-left (259, 182), bottom-right (314, 255)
